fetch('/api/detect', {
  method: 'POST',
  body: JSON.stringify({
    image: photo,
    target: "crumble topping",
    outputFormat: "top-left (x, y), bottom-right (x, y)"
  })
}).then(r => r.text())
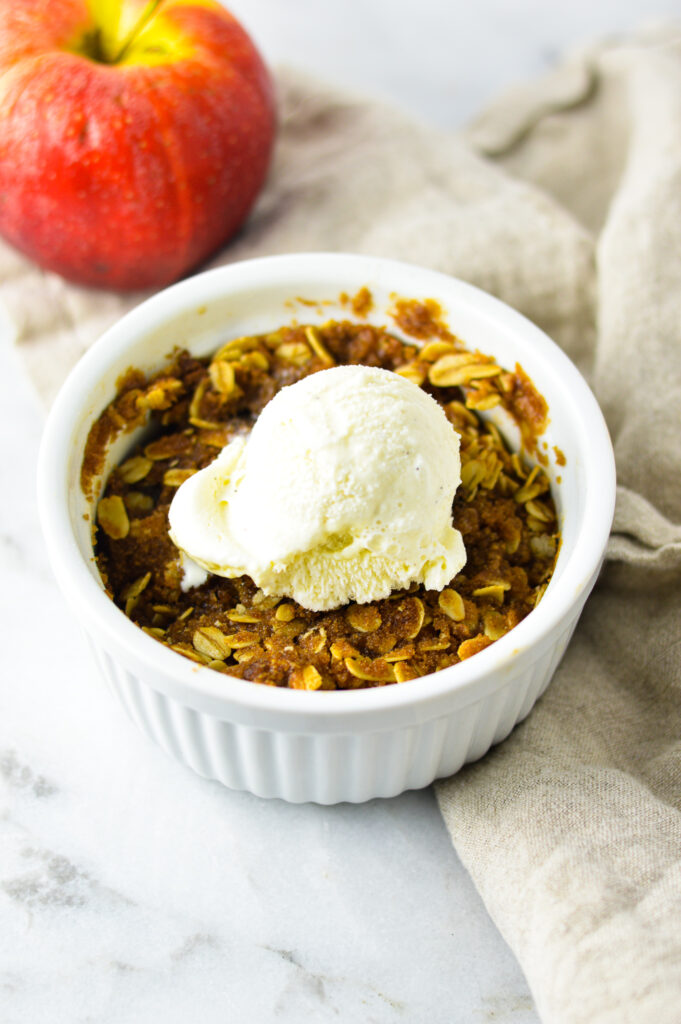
top-left (86, 312), bottom-right (558, 689)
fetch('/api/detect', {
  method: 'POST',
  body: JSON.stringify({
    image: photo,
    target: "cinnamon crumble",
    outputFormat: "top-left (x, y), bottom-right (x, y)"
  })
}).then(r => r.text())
top-left (86, 313), bottom-right (559, 689)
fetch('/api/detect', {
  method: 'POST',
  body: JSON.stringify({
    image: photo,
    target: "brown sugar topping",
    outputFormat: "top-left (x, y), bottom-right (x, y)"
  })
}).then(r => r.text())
top-left (85, 315), bottom-right (560, 690)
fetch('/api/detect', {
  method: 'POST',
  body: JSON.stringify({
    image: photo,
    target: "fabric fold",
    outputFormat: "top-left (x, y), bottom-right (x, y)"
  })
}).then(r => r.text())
top-left (437, 26), bottom-right (681, 1024)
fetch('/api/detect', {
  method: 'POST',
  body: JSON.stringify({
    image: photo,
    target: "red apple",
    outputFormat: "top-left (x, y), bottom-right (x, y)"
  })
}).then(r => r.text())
top-left (0, 0), bottom-right (275, 290)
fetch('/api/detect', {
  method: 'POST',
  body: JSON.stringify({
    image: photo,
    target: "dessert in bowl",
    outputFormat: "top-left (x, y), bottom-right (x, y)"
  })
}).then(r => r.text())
top-left (37, 253), bottom-right (615, 803)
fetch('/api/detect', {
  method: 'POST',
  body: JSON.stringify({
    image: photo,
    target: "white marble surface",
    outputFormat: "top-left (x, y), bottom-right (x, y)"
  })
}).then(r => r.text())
top-left (0, 3), bottom-right (673, 1021)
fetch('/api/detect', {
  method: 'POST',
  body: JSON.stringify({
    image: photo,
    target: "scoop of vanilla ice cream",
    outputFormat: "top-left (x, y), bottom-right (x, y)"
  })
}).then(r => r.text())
top-left (168, 364), bottom-right (466, 611)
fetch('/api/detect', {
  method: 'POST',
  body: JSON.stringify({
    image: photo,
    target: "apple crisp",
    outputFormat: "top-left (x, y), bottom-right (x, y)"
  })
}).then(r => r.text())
top-left (87, 314), bottom-right (559, 689)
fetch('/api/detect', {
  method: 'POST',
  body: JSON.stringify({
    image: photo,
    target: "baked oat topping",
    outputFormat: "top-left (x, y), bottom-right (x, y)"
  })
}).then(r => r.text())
top-left (86, 313), bottom-right (559, 690)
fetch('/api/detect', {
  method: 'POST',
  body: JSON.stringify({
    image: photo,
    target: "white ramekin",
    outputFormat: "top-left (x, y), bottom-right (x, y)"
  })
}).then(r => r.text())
top-left (37, 254), bottom-right (615, 804)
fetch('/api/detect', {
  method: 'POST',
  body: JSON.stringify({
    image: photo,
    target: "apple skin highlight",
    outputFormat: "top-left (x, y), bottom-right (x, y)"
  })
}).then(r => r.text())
top-left (0, 0), bottom-right (275, 290)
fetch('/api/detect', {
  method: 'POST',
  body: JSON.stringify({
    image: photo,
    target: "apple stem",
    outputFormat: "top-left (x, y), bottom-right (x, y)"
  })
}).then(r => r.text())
top-left (110, 0), bottom-right (166, 64)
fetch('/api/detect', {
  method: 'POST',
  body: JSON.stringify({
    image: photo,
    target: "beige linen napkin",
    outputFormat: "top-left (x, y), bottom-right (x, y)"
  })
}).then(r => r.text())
top-left (3, 26), bottom-right (681, 1024)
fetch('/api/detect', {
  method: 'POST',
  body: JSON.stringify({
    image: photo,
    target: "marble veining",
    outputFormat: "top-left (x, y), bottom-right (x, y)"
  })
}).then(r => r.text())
top-left (1, 751), bottom-right (58, 800)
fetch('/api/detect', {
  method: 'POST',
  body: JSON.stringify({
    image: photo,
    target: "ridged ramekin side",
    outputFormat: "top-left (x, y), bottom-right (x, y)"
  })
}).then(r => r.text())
top-left (88, 618), bottom-right (577, 804)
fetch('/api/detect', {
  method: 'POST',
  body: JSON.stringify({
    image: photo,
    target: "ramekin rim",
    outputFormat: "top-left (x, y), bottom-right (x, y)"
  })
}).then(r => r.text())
top-left (37, 252), bottom-right (616, 719)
